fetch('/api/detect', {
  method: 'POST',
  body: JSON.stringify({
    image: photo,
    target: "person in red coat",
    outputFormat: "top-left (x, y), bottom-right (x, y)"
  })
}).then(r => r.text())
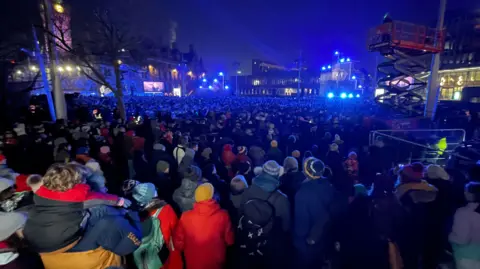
top-left (174, 183), bottom-right (234, 269)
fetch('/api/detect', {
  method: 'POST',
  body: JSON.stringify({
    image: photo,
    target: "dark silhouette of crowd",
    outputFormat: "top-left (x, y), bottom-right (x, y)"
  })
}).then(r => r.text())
top-left (0, 96), bottom-right (480, 269)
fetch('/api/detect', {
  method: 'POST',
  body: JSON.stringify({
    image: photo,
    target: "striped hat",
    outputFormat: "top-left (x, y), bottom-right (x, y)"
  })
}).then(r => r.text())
top-left (262, 160), bottom-right (281, 177)
top-left (237, 146), bottom-right (247, 155)
top-left (303, 157), bottom-right (325, 180)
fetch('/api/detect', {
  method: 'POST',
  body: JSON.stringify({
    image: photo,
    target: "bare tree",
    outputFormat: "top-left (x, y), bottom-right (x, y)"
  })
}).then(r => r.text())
top-left (41, 8), bottom-right (143, 120)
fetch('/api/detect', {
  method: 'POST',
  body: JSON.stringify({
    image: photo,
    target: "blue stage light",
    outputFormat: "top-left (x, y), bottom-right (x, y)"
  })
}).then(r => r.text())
top-left (346, 58), bottom-right (351, 62)
top-left (208, 85), bottom-right (213, 89)
top-left (356, 94), bottom-right (360, 98)
top-left (327, 92), bottom-right (334, 98)
top-left (327, 65), bottom-right (332, 69)
top-left (348, 93), bottom-right (353, 98)
top-left (340, 58), bottom-right (345, 63)
top-left (322, 66), bottom-right (326, 71)
top-left (340, 93), bottom-right (347, 99)
top-left (199, 86), bottom-right (203, 89)
top-left (225, 85), bottom-right (229, 89)
top-left (213, 79), bottom-right (218, 83)
top-left (218, 72), bottom-right (224, 76)
top-left (351, 75), bottom-right (356, 80)
top-left (334, 51), bottom-right (339, 55)
top-left (202, 78), bottom-right (207, 82)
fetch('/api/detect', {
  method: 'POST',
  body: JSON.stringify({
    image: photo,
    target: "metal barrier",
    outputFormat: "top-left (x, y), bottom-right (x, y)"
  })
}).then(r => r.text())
top-left (369, 129), bottom-right (467, 165)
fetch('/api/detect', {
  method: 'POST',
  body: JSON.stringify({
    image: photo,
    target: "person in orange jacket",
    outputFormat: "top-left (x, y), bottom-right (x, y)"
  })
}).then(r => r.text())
top-left (174, 183), bottom-right (234, 269)
top-left (132, 182), bottom-right (183, 269)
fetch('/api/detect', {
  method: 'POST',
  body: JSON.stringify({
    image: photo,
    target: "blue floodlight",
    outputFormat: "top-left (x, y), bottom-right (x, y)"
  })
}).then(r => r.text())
top-left (348, 93), bottom-right (353, 98)
top-left (218, 72), bottom-right (224, 76)
top-left (322, 66), bottom-right (326, 71)
top-left (340, 93), bottom-right (347, 99)
top-left (356, 94), bottom-right (360, 98)
top-left (340, 58), bottom-right (345, 63)
top-left (327, 65), bottom-right (332, 69)
top-left (225, 85), bottom-right (229, 89)
top-left (334, 51), bottom-right (339, 55)
top-left (199, 86), bottom-right (203, 89)
top-left (202, 78), bottom-right (207, 82)
top-left (358, 85), bottom-right (363, 89)
top-left (351, 75), bottom-right (356, 80)
top-left (346, 58), bottom-right (351, 62)
top-left (327, 92), bottom-right (334, 98)
top-left (213, 78), bottom-right (218, 83)
top-left (208, 85), bottom-right (213, 89)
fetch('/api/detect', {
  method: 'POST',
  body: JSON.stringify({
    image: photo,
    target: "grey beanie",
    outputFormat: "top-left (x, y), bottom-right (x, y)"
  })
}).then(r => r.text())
top-left (283, 157), bottom-right (299, 172)
top-left (262, 160), bottom-right (281, 177)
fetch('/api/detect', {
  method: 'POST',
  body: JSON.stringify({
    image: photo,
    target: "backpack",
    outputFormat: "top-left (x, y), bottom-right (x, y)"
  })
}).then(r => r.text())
top-left (133, 208), bottom-right (165, 269)
top-left (237, 191), bottom-right (277, 257)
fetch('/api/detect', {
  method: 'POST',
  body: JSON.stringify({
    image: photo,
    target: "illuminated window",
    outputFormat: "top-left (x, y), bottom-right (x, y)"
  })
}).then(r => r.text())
top-left (253, 80), bottom-right (260, 86)
top-left (453, 91), bottom-right (461, 100)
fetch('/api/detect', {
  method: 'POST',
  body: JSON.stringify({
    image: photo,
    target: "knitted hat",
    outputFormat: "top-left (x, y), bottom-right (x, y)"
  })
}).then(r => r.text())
top-left (237, 146), bottom-right (247, 155)
top-left (270, 140), bottom-right (278, 148)
top-left (292, 150), bottom-right (301, 158)
top-left (100, 146), bottom-right (110, 154)
top-left (230, 175), bottom-right (248, 193)
top-left (329, 143), bottom-right (339, 152)
top-left (354, 184), bottom-right (368, 197)
top-left (76, 147), bottom-right (89, 155)
top-left (184, 165), bottom-right (202, 181)
top-left (262, 160), bottom-right (281, 177)
top-left (303, 157), bottom-right (325, 180)
top-left (399, 162), bottom-right (424, 183)
top-left (426, 165), bottom-right (449, 180)
top-left (0, 177), bottom-right (14, 193)
top-left (283, 157), bottom-right (299, 172)
top-left (201, 147), bottom-right (213, 159)
top-left (156, 161), bottom-right (170, 173)
top-left (132, 183), bottom-right (157, 207)
top-left (0, 212), bottom-right (27, 241)
top-left (195, 183), bottom-right (214, 202)
top-left (153, 143), bottom-right (165, 151)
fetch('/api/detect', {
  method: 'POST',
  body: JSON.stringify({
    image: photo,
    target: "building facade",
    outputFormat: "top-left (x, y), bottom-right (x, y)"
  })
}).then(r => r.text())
top-left (236, 59), bottom-right (368, 97)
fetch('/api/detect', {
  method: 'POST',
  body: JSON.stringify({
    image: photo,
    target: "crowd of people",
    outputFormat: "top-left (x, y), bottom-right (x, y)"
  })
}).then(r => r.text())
top-left (0, 95), bottom-right (479, 269)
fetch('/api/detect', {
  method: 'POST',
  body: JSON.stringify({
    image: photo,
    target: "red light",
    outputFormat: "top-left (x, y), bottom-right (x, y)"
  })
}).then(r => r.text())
top-left (10, 60), bottom-right (15, 64)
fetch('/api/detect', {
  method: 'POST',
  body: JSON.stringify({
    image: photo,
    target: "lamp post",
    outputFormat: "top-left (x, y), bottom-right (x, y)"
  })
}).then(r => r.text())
top-left (236, 70), bottom-right (241, 95)
top-left (218, 72), bottom-right (225, 89)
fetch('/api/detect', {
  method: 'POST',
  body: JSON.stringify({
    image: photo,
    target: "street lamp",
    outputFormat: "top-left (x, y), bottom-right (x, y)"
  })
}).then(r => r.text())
top-left (213, 78), bottom-right (218, 83)
top-left (53, 3), bottom-right (64, 13)
top-left (340, 58), bottom-right (345, 63)
top-left (236, 70), bottom-right (242, 95)
top-left (346, 58), bottom-right (351, 62)
top-left (218, 72), bottom-right (225, 89)
top-left (327, 65), bottom-right (332, 69)
top-left (202, 78), bottom-right (207, 82)
top-left (334, 51), bottom-right (339, 55)
top-left (322, 66), bottom-right (326, 71)
top-left (225, 85), bottom-right (229, 90)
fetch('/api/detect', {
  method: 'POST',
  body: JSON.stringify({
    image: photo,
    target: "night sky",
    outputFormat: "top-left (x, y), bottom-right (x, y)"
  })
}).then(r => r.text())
top-left (2, 0), bottom-right (478, 74)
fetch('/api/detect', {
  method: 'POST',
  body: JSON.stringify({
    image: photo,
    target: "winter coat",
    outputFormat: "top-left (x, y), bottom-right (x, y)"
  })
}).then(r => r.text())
top-left (39, 207), bottom-right (142, 269)
top-left (174, 199), bottom-right (234, 269)
top-left (449, 203), bottom-right (480, 263)
top-left (294, 178), bottom-right (337, 254)
top-left (172, 178), bottom-right (198, 213)
top-left (248, 146), bottom-right (265, 167)
top-left (267, 148), bottom-right (284, 165)
top-left (23, 184), bottom-right (119, 253)
top-left (279, 171), bottom-right (305, 213)
top-left (0, 249), bottom-right (44, 269)
top-left (240, 173), bottom-right (291, 232)
top-left (144, 203), bottom-right (183, 269)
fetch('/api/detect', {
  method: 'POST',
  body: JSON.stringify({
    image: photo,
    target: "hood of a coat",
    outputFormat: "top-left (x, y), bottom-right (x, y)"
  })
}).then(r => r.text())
top-left (192, 199), bottom-right (221, 216)
top-left (252, 173), bottom-right (279, 193)
top-left (177, 178), bottom-right (198, 197)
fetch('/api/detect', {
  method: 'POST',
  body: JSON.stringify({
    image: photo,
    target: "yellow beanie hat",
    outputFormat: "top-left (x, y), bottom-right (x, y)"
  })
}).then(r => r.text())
top-left (195, 183), bottom-right (214, 202)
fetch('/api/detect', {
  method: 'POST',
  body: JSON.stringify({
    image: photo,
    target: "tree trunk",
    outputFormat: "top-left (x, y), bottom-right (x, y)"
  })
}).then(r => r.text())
top-left (114, 63), bottom-right (126, 120)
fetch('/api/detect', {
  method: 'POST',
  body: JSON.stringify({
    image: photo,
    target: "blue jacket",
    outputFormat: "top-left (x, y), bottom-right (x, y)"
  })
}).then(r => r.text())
top-left (70, 206), bottom-right (142, 256)
top-left (294, 178), bottom-right (337, 252)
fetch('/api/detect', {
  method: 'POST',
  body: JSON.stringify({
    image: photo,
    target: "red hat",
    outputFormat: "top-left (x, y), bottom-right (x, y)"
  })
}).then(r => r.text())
top-left (0, 154), bottom-right (6, 164)
top-left (400, 162), bottom-right (424, 183)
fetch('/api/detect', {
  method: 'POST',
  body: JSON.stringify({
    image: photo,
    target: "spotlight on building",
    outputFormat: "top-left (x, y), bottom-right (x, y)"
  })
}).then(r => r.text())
top-left (340, 93), bottom-right (347, 99)
top-left (348, 93), bottom-right (353, 98)
top-left (327, 92), bottom-right (334, 98)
